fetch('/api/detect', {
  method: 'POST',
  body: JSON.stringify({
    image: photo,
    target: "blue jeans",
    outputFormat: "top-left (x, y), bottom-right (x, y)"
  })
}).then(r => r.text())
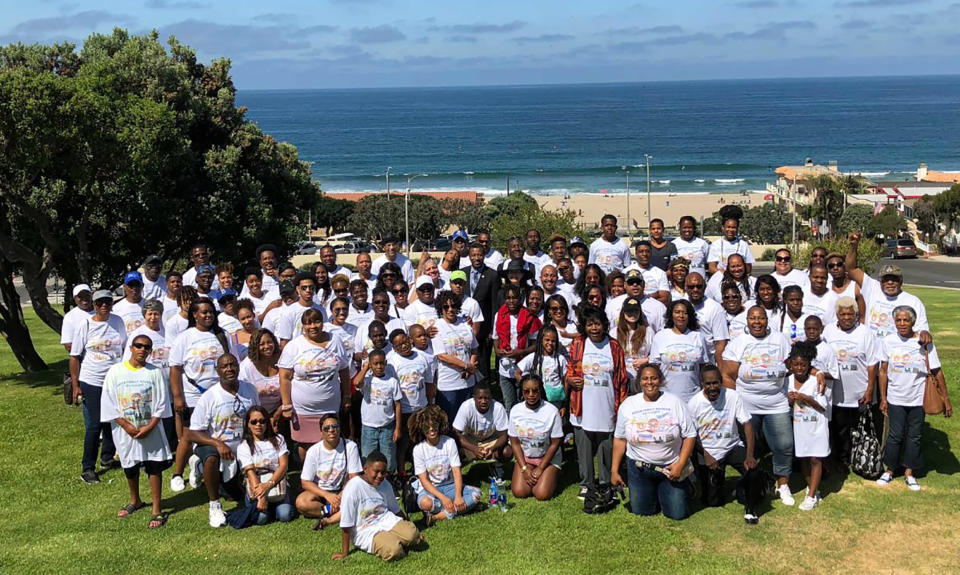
top-left (750, 411), bottom-right (794, 478)
top-left (415, 481), bottom-right (483, 518)
top-left (361, 423), bottom-right (398, 472)
top-left (884, 404), bottom-right (924, 472)
top-left (499, 376), bottom-right (519, 411)
top-left (252, 500), bottom-right (296, 525)
top-left (80, 382), bottom-right (116, 472)
top-left (436, 386), bottom-right (474, 423)
top-left (626, 458), bottom-right (690, 520)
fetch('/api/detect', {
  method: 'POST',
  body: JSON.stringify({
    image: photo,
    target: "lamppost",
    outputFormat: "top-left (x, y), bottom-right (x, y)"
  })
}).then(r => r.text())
top-left (622, 165), bottom-right (632, 244)
top-left (645, 154), bottom-right (653, 232)
top-left (386, 167), bottom-right (392, 198)
top-left (405, 173), bottom-right (428, 256)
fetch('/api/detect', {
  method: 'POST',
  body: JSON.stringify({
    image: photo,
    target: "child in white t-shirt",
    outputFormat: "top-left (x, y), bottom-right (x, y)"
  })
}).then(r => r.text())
top-left (355, 349), bottom-right (402, 474)
top-left (787, 341), bottom-right (830, 512)
top-left (515, 324), bottom-right (568, 412)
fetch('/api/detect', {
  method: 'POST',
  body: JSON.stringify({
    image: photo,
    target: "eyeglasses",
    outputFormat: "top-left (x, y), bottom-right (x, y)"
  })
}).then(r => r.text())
top-left (441, 304), bottom-right (457, 310)
top-left (827, 262), bottom-right (844, 269)
top-left (626, 279), bottom-right (643, 285)
top-left (391, 288), bottom-right (405, 295)
top-left (421, 424), bottom-right (438, 431)
top-left (687, 284), bottom-right (705, 290)
top-left (775, 256), bottom-right (791, 262)
top-left (131, 343), bottom-right (153, 351)
top-left (94, 300), bottom-right (112, 307)
top-left (322, 424), bottom-right (340, 432)
top-left (249, 419), bottom-right (266, 426)
top-left (722, 293), bottom-right (742, 300)
top-left (332, 307), bottom-right (348, 315)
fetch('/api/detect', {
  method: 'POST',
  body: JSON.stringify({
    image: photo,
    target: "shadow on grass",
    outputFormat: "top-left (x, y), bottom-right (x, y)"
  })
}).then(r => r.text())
top-left (921, 422), bottom-right (959, 477)
top-left (2, 358), bottom-right (69, 391)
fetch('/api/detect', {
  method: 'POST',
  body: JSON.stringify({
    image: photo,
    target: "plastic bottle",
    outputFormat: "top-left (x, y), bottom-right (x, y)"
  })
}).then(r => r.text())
top-left (497, 479), bottom-right (507, 512)
top-left (488, 476), bottom-right (499, 507)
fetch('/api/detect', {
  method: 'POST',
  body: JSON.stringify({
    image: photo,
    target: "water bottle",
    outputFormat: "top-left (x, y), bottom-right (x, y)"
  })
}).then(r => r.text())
top-left (488, 476), bottom-right (499, 507)
top-left (321, 503), bottom-right (332, 518)
top-left (497, 479), bottom-right (507, 512)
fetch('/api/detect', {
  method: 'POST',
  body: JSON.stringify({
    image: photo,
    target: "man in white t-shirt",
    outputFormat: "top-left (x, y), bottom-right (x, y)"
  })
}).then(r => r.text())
top-left (589, 214), bottom-right (632, 275)
top-left (522, 229), bottom-right (552, 283)
top-left (451, 382), bottom-right (512, 473)
top-left (685, 273), bottom-right (729, 364)
top-left (476, 231), bottom-right (505, 271)
top-left (625, 240), bottom-right (671, 306)
top-left (276, 273), bottom-right (327, 346)
top-left (334, 452), bottom-right (422, 562)
top-left (707, 214), bottom-right (754, 275)
top-left (188, 353), bottom-right (260, 527)
top-left (113, 271), bottom-right (146, 335)
top-left (61, 284), bottom-right (94, 353)
top-left (687, 365), bottom-right (759, 523)
top-left (371, 236), bottom-right (415, 286)
top-left (320, 244), bottom-right (351, 280)
top-left (140, 255), bottom-right (167, 301)
top-left (448, 270), bottom-right (484, 337)
top-left (182, 244), bottom-right (219, 290)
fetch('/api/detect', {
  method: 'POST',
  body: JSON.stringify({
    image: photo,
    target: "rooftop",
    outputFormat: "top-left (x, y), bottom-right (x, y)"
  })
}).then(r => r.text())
top-left (325, 190), bottom-right (483, 203)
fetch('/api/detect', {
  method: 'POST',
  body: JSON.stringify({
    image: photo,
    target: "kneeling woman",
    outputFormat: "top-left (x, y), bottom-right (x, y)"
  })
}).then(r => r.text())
top-left (611, 364), bottom-right (697, 520)
top-left (238, 406), bottom-right (295, 525)
top-left (508, 374), bottom-right (564, 501)
top-left (409, 405), bottom-right (483, 523)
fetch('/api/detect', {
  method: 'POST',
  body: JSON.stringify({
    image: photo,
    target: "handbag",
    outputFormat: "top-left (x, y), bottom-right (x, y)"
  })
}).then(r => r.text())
top-left (922, 347), bottom-right (946, 416)
top-left (63, 373), bottom-right (74, 405)
top-left (246, 472), bottom-right (287, 503)
top-left (850, 405), bottom-right (884, 480)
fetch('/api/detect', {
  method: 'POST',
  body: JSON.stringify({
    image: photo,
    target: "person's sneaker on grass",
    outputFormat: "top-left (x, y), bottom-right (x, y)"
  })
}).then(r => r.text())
top-left (798, 494), bottom-right (819, 511)
top-left (905, 476), bottom-right (921, 491)
top-left (578, 486), bottom-right (589, 500)
top-left (743, 511), bottom-right (759, 525)
top-left (81, 470), bottom-right (100, 484)
top-left (876, 472), bottom-right (893, 486)
top-left (208, 503), bottom-right (227, 528)
top-left (100, 458), bottom-right (121, 471)
top-left (777, 484), bottom-right (795, 506)
top-left (169, 474), bottom-right (186, 492)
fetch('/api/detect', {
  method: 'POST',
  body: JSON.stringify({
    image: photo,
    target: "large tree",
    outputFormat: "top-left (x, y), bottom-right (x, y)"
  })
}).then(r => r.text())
top-left (0, 30), bottom-right (318, 370)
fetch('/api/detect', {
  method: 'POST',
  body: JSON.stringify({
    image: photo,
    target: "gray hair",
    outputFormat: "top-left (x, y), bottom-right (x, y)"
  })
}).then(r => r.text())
top-left (834, 296), bottom-right (857, 313)
top-left (143, 298), bottom-right (164, 313)
top-left (892, 305), bottom-right (916, 324)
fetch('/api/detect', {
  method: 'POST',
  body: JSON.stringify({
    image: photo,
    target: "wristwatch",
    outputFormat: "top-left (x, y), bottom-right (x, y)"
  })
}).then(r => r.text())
top-left (521, 465), bottom-right (528, 472)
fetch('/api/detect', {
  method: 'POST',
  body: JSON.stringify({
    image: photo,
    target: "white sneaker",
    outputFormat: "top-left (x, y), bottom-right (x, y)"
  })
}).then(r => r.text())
top-left (876, 472), bottom-right (893, 486)
top-left (777, 484), bottom-right (795, 506)
top-left (905, 476), bottom-right (921, 491)
top-left (170, 474), bottom-right (186, 492)
top-left (798, 495), bottom-right (819, 511)
top-left (188, 454), bottom-right (201, 489)
top-left (208, 506), bottom-right (227, 528)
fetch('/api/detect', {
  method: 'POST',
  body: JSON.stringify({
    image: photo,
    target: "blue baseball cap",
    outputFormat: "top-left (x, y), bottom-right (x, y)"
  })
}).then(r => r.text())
top-left (217, 288), bottom-right (238, 301)
top-left (196, 264), bottom-right (215, 276)
top-left (123, 270), bottom-right (143, 286)
top-left (451, 229), bottom-right (469, 242)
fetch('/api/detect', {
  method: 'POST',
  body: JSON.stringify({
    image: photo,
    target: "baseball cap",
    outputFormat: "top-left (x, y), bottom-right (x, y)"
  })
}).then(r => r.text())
top-left (72, 284), bottom-right (92, 297)
top-left (449, 270), bottom-right (467, 283)
top-left (415, 275), bottom-right (435, 290)
top-left (123, 271), bottom-right (143, 286)
top-left (217, 288), bottom-right (238, 301)
top-left (879, 264), bottom-right (902, 278)
top-left (623, 297), bottom-right (642, 313)
top-left (278, 280), bottom-right (297, 296)
top-left (569, 236), bottom-right (587, 248)
top-left (196, 264), bottom-right (215, 276)
top-left (92, 289), bottom-right (114, 302)
top-left (142, 254), bottom-right (162, 266)
top-left (625, 269), bottom-right (644, 282)
top-left (452, 229), bottom-right (469, 242)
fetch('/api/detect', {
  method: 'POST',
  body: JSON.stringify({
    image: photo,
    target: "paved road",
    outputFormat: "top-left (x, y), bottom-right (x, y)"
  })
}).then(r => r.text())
top-left (754, 256), bottom-right (960, 289)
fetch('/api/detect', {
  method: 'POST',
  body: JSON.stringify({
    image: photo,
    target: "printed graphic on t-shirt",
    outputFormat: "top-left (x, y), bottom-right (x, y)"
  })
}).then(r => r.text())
top-left (868, 303), bottom-right (896, 337)
top-left (660, 343), bottom-right (699, 374)
top-left (89, 337), bottom-right (124, 362)
top-left (357, 497), bottom-right (390, 531)
top-left (793, 402), bottom-right (822, 424)
top-left (116, 382), bottom-right (155, 428)
top-left (695, 412), bottom-right (736, 444)
top-left (512, 415), bottom-right (549, 454)
top-left (188, 343), bottom-right (221, 378)
top-left (887, 348), bottom-right (924, 376)
top-left (740, 343), bottom-right (786, 381)
top-left (624, 407), bottom-right (678, 445)
top-left (294, 347), bottom-right (341, 381)
top-left (582, 352), bottom-right (613, 387)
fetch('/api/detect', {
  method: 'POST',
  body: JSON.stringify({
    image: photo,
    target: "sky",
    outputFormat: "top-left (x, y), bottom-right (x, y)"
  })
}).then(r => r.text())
top-left (2, 0), bottom-right (960, 89)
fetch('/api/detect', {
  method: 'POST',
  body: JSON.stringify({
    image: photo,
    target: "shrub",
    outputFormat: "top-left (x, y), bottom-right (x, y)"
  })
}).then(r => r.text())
top-left (759, 248), bottom-right (778, 262)
top-left (795, 237), bottom-right (883, 273)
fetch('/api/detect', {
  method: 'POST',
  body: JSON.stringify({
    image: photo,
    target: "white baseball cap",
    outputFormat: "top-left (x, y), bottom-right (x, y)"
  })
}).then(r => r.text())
top-left (73, 284), bottom-right (92, 297)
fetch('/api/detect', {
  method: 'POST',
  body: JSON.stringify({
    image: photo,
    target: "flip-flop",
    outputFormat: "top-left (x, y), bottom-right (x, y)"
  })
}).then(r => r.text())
top-left (148, 513), bottom-right (167, 529)
top-left (118, 502), bottom-right (146, 518)
top-left (313, 518), bottom-right (326, 531)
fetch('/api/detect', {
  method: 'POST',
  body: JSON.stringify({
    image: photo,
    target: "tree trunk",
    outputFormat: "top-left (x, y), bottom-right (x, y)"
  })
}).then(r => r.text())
top-left (0, 206), bottom-right (64, 334)
top-left (0, 256), bottom-right (48, 372)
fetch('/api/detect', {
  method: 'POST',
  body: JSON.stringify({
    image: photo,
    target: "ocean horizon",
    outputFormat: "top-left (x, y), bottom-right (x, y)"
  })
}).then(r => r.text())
top-left (236, 75), bottom-right (960, 197)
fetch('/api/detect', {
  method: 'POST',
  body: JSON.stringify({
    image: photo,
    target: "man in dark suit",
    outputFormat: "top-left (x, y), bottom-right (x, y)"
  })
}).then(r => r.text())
top-left (466, 242), bottom-right (500, 386)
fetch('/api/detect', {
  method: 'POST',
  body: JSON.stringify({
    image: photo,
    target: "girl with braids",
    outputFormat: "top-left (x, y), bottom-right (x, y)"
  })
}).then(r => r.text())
top-left (779, 285), bottom-right (808, 344)
top-left (408, 405), bottom-right (482, 524)
top-left (508, 374), bottom-right (564, 500)
top-left (515, 324), bottom-right (568, 413)
top-left (787, 340), bottom-right (830, 511)
top-left (614, 297), bottom-right (653, 384)
top-left (164, 285), bottom-right (198, 343)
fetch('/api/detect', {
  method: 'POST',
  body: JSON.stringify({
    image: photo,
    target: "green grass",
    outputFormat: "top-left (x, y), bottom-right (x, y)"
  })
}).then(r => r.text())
top-left (2, 288), bottom-right (959, 574)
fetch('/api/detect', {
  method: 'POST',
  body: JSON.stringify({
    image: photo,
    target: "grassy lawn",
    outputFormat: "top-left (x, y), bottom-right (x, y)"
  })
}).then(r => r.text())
top-left (2, 286), bottom-right (958, 574)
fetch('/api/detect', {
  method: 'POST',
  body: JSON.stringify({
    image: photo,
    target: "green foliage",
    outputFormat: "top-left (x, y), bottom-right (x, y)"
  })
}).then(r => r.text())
top-left (867, 206), bottom-right (907, 238)
top-left (704, 202), bottom-right (798, 244)
top-left (795, 236), bottom-right (883, 273)
top-left (759, 248), bottom-right (778, 261)
top-left (803, 175), bottom-right (865, 237)
top-left (914, 198), bottom-right (938, 238)
top-left (314, 195), bottom-right (354, 234)
top-left (837, 204), bottom-right (875, 236)
top-left (442, 199), bottom-right (490, 233)
top-left (933, 184), bottom-right (960, 226)
top-left (345, 195), bottom-right (447, 245)
top-left (488, 192), bottom-right (583, 252)
top-left (484, 191), bottom-right (539, 222)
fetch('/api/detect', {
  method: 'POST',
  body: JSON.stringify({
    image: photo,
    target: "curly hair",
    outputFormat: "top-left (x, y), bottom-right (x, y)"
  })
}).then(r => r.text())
top-left (577, 305), bottom-right (610, 337)
top-left (407, 405), bottom-right (449, 445)
top-left (434, 289), bottom-right (462, 317)
top-left (246, 328), bottom-right (279, 363)
top-left (665, 299), bottom-right (700, 331)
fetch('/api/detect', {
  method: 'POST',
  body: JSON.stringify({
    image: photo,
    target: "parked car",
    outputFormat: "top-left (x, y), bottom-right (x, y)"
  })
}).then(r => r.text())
top-left (335, 241), bottom-right (376, 254)
top-left (295, 241), bottom-right (318, 255)
top-left (883, 238), bottom-right (917, 259)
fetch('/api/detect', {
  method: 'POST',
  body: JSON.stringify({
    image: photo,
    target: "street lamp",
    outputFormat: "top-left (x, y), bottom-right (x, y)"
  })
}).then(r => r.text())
top-left (622, 165), bottom-right (632, 244)
top-left (645, 154), bottom-right (653, 232)
top-left (405, 173), bottom-right (429, 256)
top-left (385, 167), bottom-right (392, 198)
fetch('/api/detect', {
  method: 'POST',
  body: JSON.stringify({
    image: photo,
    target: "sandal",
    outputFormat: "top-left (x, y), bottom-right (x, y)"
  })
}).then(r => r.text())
top-left (118, 502), bottom-right (146, 518)
top-left (149, 513), bottom-right (167, 529)
top-left (313, 518), bottom-right (326, 531)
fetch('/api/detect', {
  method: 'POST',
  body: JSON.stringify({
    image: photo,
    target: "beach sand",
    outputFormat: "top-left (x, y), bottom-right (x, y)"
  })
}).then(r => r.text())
top-left (538, 190), bottom-right (772, 232)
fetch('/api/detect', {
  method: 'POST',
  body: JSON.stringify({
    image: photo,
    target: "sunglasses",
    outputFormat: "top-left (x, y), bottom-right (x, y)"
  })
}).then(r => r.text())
top-left (333, 288), bottom-right (348, 294)
top-left (94, 300), bottom-right (112, 306)
top-left (131, 342), bottom-right (153, 351)
top-left (249, 418), bottom-right (267, 426)
top-left (722, 293), bottom-right (742, 300)
top-left (775, 256), bottom-right (791, 262)
top-left (441, 304), bottom-right (457, 310)
top-left (549, 305), bottom-right (564, 311)
top-left (626, 278), bottom-right (643, 285)
top-left (421, 424), bottom-right (438, 431)
top-left (391, 289), bottom-right (405, 295)
top-left (332, 307), bottom-right (348, 315)
top-left (827, 262), bottom-right (844, 269)
top-left (557, 266), bottom-right (570, 272)
top-left (322, 424), bottom-right (340, 432)
top-left (687, 284), bottom-right (705, 290)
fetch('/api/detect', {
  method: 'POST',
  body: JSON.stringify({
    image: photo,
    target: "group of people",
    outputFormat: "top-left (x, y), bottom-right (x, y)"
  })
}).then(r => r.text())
top-left (63, 214), bottom-right (951, 560)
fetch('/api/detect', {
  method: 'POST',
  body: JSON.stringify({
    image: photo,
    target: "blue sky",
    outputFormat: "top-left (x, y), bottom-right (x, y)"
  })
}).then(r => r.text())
top-left (2, 0), bottom-right (959, 88)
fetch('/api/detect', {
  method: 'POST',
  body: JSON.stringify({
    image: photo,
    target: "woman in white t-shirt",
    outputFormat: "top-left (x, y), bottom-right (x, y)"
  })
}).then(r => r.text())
top-left (876, 306), bottom-right (951, 491)
top-left (296, 413), bottom-right (363, 530)
top-left (509, 374), bottom-right (564, 500)
top-left (239, 329), bottom-right (281, 414)
top-left (614, 298), bottom-right (654, 385)
top-left (544, 294), bottom-right (579, 348)
top-left (649, 299), bottom-right (709, 403)
top-left (409, 405), bottom-right (482, 523)
top-left (611, 364), bottom-right (697, 520)
top-left (231, 299), bottom-right (259, 361)
top-left (278, 308), bottom-right (351, 458)
top-left (163, 285), bottom-right (197, 344)
top-left (672, 216), bottom-right (710, 277)
top-left (720, 282), bottom-right (749, 342)
top-left (668, 257), bottom-right (690, 302)
top-left (431, 290), bottom-right (479, 422)
top-left (752, 275), bottom-right (783, 328)
top-left (238, 406), bottom-right (294, 524)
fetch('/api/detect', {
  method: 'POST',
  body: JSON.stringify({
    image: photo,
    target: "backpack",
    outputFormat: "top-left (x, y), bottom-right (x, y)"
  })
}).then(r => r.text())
top-left (400, 476), bottom-right (420, 517)
top-left (850, 405), bottom-right (884, 480)
top-left (583, 484), bottom-right (619, 514)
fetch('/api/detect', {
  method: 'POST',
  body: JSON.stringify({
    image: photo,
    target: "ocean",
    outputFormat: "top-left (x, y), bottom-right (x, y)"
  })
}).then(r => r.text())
top-left (236, 76), bottom-right (960, 197)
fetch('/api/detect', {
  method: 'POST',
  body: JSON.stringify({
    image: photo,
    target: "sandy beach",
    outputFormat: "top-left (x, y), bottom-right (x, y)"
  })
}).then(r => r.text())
top-left (537, 190), bottom-right (772, 233)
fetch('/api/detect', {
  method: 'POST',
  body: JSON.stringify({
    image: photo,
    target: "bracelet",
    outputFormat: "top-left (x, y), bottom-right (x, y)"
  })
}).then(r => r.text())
top-left (281, 404), bottom-right (293, 412)
top-left (521, 465), bottom-right (528, 472)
